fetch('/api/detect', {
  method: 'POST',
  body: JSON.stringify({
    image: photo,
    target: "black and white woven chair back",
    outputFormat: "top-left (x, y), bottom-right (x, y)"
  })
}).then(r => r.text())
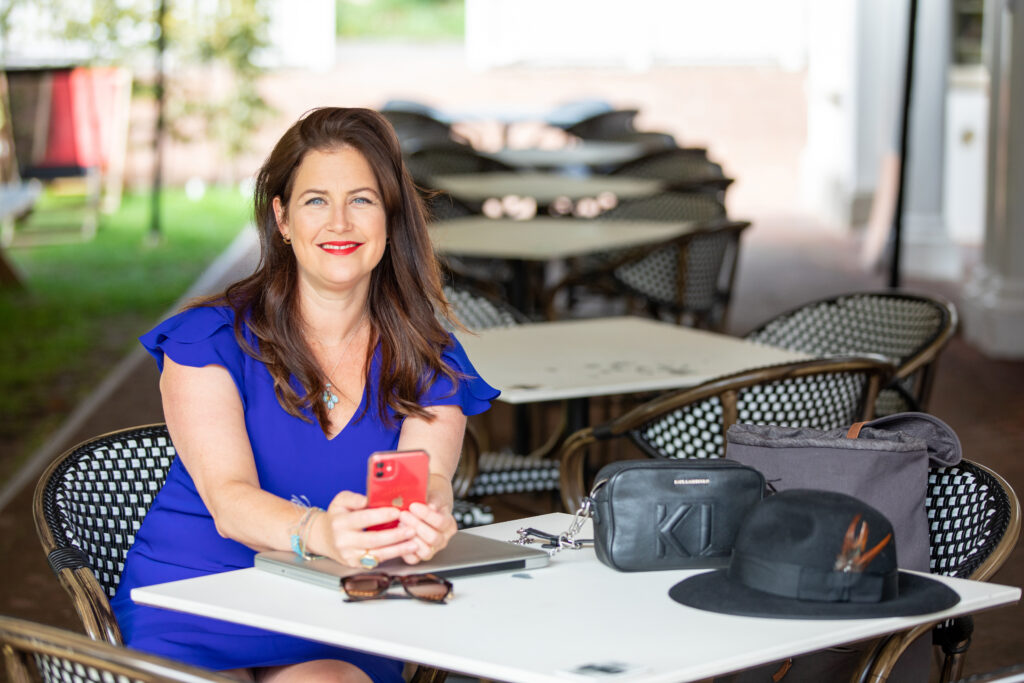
top-left (630, 368), bottom-right (877, 461)
top-left (589, 193), bottom-right (734, 318)
top-left (616, 230), bottom-right (734, 313)
top-left (38, 425), bottom-right (175, 598)
top-left (441, 285), bottom-right (526, 333)
top-left (927, 460), bottom-right (1014, 579)
top-left (746, 292), bottom-right (955, 413)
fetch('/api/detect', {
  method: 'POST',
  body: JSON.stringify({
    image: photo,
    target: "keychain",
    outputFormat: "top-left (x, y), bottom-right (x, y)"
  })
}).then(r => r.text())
top-left (509, 498), bottom-right (594, 555)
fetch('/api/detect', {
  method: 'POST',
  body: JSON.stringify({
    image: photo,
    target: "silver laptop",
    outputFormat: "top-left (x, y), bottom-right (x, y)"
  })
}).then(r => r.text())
top-left (254, 531), bottom-right (550, 590)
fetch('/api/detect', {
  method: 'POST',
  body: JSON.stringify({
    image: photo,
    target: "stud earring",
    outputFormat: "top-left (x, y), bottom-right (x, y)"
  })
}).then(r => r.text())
top-left (281, 234), bottom-right (292, 245)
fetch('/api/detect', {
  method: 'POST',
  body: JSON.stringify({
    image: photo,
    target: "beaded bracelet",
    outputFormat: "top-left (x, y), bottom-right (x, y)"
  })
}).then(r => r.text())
top-left (289, 505), bottom-right (323, 560)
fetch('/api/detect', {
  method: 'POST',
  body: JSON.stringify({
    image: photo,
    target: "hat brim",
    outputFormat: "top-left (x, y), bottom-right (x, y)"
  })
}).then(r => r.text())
top-left (668, 569), bottom-right (960, 619)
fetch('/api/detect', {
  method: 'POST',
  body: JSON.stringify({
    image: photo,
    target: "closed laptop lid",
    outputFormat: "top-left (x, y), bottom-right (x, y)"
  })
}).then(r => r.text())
top-left (254, 530), bottom-right (550, 590)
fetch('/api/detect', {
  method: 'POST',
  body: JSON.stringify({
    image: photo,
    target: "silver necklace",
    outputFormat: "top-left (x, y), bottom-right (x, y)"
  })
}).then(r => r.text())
top-left (317, 310), bottom-right (367, 411)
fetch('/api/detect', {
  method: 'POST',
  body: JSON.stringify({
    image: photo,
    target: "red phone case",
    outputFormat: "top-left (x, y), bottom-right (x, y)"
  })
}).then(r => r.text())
top-left (365, 450), bottom-right (429, 531)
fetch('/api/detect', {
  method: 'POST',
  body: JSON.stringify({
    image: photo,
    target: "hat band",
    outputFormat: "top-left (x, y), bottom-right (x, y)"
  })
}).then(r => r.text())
top-left (728, 550), bottom-right (900, 604)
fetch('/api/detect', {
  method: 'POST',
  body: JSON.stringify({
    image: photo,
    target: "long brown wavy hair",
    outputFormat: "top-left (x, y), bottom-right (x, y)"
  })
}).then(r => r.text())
top-left (195, 107), bottom-right (458, 433)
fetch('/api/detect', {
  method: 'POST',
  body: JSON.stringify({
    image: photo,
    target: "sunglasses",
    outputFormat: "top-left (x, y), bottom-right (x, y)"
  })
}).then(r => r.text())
top-left (341, 573), bottom-right (453, 603)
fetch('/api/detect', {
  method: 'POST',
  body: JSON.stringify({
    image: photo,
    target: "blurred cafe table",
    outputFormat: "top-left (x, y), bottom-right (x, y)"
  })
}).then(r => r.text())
top-left (455, 316), bottom-right (811, 451)
top-left (429, 172), bottom-right (664, 207)
top-left (132, 513), bottom-right (1021, 683)
top-left (453, 317), bottom-right (811, 406)
top-left (479, 140), bottom-right (648, 170)
top-left (430, 215), bottom-right (700, 314)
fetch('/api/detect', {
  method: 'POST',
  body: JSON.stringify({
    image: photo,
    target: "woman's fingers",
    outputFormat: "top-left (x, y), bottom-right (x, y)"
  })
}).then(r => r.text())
top-left (399, 504), bottom-right (456, 561)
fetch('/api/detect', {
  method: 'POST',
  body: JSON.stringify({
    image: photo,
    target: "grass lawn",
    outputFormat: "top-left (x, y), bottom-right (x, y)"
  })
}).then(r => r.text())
top-left (336, 0), bottom-right (463, 40)
top-left (0, 186), bottom-right (250, 484)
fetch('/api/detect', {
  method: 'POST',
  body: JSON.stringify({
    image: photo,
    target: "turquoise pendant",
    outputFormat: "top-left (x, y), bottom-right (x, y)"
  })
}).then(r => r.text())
top-left (323, 383), bottom-right (339, 410)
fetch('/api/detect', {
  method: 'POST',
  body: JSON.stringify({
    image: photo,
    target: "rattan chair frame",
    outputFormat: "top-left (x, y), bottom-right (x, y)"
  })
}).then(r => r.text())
top-left (856, 459), bottom-right (1021, 683)
top-left (558, 356), bottom-right (892, 511)
top-left (542, 219), bottom-right (752, 329)
top-left (0, 615), bottom-right (235, 683)
top-left (745, 291), bottom-right (958, 413)
top-left (33, 425), bottom-right (453, 681)
top-left (33, 423), bottom-right (176, 646)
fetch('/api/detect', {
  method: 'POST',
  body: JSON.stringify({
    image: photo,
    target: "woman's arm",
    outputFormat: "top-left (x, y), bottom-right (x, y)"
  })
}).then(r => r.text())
top-left (160, 356), bottom-right (419, 565)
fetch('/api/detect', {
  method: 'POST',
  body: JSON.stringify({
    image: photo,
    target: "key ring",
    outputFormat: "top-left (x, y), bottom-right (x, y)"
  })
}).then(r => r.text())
top-left (509, 497), bottom-right (595, 555)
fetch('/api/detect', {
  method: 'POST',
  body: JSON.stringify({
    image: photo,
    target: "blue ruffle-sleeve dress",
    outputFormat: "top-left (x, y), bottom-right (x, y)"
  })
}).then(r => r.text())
top-left (110, 305), bottom-right (499, 682)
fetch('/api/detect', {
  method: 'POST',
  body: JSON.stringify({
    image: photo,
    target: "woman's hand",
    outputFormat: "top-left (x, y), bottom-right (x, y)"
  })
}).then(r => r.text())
top-left (311, 491), bottom-right (421, 568)
top-left (396, 473), bottom-right (458, 564)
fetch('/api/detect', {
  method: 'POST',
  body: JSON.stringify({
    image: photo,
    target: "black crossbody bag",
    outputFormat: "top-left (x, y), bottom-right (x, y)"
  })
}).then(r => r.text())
top-left (588, 459), bottom-right (765, 572)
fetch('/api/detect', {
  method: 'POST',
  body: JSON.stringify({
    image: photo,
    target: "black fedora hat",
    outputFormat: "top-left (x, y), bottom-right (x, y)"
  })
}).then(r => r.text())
top-left (668, 489), bottom-right (960, 619)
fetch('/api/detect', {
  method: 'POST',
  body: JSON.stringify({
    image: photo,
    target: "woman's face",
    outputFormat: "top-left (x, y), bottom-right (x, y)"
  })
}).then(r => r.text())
top-left (273, 146), bottom-right (388, 295)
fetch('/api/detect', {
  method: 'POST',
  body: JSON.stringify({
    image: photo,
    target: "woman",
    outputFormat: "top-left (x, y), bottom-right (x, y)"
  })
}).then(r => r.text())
top-left (110, 108), bottom-right (499, 683)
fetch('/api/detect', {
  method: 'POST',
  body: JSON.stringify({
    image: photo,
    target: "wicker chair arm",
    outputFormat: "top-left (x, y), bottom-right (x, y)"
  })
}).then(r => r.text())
top-left (0, 615), bottom-right (237, 682)
top-left (558, 428), bottom-right (599, 513)
top-left (55, 568), bottom-right (124, 646)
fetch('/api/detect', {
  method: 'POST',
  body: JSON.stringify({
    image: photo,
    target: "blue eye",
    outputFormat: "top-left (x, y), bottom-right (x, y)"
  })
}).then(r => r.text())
top-left (305, 196), bottom-right (326, 205)
top-left (353, 196), bottom-right (374, 205)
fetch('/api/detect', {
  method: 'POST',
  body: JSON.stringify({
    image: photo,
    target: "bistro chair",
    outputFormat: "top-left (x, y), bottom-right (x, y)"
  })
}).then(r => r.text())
top-left (429, 195), bottom-right (514, 300)
top-left (405, 145), bottom-right (513, 186)
top-left (858, 459), bottom-right (1020, 683)
top-left (547, 192), bottom-right (742, 327)
top-left (0, 615), bottom-right (237, 683)
top-left (609, 148), bottom-right (733, 199)
top-left (560, 108), bottom-right (639, 139)
top-left (558, 356), bottom-right (892, 512)
top-left (744, 291), bottom-right (958, 415)
top-left (442, 285), bottom-right (562, 507)
top-left (32, 425), bottom-right (454, 682)
top-left (381, 109), bottom-right (470, 151)
top-left (545, 215), bottom-right (752, 330)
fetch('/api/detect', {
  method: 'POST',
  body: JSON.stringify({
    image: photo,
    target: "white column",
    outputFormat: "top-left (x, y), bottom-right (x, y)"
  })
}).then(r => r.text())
top-left (899, 0), bottom-right (963, 280)
top-left (961, 0), bottom-right (1024, 358)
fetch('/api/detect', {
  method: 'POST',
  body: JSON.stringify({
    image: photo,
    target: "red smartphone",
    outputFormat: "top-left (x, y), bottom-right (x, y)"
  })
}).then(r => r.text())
top-left (365, 450), bottom-right (429, 531)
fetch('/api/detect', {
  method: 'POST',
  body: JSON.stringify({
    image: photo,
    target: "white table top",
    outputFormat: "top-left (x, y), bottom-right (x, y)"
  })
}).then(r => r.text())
top-left (430, 172), bottom-right (664, 203)
top-left (133, 514), bottom-right (1021, 683)
top-left (431, 216), bottom-right (698, 260)
top-left (481, 142), bottom-right (647, 169)
top-left (455, 317), bottom-right (812, 403)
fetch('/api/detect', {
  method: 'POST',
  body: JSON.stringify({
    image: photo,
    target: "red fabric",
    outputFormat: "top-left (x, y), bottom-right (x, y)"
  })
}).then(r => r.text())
top-left (39, 67), bottom-right (125, 169)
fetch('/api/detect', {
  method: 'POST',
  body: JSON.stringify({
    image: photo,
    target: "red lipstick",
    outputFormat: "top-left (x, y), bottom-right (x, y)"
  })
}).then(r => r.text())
top-left (320, 241), bottom-right (362, 255)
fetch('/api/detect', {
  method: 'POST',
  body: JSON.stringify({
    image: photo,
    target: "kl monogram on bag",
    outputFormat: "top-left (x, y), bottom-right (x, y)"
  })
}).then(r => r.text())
top-left (590, 460), bottom-right (765, 572)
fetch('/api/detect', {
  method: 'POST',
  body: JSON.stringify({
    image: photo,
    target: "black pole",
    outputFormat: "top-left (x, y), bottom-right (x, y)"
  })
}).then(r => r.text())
top-left (889, 0), bottom-right (918, 289)
top-left (150, 0), bottom-right (167, 242)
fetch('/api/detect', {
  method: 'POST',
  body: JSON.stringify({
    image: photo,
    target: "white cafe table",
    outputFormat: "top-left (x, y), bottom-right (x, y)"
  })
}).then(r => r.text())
top-left (430, 172), bottom-right (664, 205)
top-left (453, 317), bottom-right (812, 404)
top-left (431, 216), bottom-right (699, 262)
top-left (132, 514), bottom-right (1021, 683)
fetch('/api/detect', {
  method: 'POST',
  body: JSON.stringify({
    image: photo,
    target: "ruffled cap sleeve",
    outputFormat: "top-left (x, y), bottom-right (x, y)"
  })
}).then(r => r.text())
top-left (421, 334), bottom-right (499, 416)
top-left (139, 306), bottom-right (247, 403)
